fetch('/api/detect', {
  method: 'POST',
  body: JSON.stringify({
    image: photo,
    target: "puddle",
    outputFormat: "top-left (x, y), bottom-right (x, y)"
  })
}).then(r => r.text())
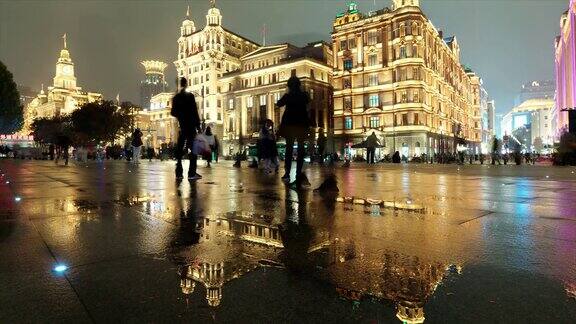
top-left (336, 196), bottom-right (425, 213)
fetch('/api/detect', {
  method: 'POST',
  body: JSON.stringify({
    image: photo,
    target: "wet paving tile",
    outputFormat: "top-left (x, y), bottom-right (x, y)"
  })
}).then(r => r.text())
top-left (0, 159), bottom-right (575, 322)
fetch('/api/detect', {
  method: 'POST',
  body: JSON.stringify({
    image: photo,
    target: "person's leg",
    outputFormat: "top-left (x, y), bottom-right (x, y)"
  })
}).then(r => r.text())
top-left (284, 136), bottom-right (295, 178)
top-left (175, 131), bottom-right (185, 177)
top-left (64, 145), bottom-right (69, 165)
top-left (187, 132), bottom-right (198, 178)
top-left (295, 137), bottom-right (306, 177)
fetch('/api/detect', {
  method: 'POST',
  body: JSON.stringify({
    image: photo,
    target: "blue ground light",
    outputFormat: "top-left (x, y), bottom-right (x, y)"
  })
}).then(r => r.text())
top-left (54, 264), bottom-right (68, 273)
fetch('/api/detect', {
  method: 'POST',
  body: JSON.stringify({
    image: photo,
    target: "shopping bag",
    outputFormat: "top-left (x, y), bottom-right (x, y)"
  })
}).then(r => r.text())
top-left (192, 134), bottom-right (211, 156)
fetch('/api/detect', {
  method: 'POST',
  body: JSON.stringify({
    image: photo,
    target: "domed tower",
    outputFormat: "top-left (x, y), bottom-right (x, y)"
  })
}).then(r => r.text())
top-left (206, 0), bottom-right (222, 26)
top-left (53, 33), bottom-right (77, 90)
top-left (396, 300), bottom-right (425, 324)
top-left (392, 0), bottom-right (420, 10)
top-left (201, 262), bottom-right (224, 307)
top-left (140, 60), bottom-right (168, 109)
top-left (181, 6), bottom-right (196, 37)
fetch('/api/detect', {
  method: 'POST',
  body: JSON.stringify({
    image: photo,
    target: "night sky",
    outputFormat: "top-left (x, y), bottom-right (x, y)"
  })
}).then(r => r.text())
top-left (0, 0), bottom-right (568, 113)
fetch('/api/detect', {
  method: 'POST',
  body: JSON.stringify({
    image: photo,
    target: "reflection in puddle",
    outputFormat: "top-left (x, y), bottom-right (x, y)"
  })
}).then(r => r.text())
top-left (173, 210), bottom-right (459, 323)
top-left (336, 196), bottom-right (425, 213)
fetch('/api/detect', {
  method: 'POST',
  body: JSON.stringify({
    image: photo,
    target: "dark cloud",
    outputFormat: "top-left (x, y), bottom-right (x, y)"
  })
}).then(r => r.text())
top-left (0, 0), bottom-right (568, 113)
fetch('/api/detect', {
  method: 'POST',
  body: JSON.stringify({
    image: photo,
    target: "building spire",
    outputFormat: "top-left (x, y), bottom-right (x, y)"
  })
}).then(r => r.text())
top-left (210, 0), bottom-right (216, 8)
top-left (261, 23), bottom-right (267, 46)
top-left (62, 33), bottom-right (67, 49)
top-left (186, 5), bottom-right (190, 17)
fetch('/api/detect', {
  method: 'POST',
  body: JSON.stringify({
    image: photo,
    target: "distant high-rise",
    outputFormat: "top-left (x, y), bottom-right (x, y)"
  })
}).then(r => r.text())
top-left (515, 80), bottom-right (555, 106)
top-left (140, 60), bottom-right (168, 110)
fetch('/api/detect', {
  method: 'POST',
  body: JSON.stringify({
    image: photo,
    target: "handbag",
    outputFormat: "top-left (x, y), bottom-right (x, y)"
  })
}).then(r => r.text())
top-left (192, 134), bottom-right (211, 156)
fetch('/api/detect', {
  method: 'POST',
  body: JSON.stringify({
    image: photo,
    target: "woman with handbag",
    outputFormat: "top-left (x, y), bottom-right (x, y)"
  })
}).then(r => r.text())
top-left (203, 126), bottom-right (217, 167)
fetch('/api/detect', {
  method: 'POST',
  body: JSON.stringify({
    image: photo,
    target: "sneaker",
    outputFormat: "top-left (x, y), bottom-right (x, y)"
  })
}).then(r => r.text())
top-left (188, 173), bottom-right (202, 180)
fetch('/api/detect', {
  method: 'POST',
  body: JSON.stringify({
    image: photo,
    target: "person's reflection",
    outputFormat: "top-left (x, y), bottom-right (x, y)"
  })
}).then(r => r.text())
top-left (279, 188), bottom-right (312, 273)
top-left (175, 181), bottom-right (203, 248)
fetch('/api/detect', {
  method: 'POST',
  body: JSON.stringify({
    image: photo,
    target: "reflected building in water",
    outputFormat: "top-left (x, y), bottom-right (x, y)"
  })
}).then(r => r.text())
top-left (175, 208), bottom-right (459, 323)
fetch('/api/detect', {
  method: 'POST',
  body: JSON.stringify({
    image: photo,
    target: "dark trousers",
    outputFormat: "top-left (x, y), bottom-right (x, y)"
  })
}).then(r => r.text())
top-left (366, 147), bottom-right (376, 164)
top-left (175, 130), bottom-right (197, 177)
top-left (285, 136), bottom-right (305, 177)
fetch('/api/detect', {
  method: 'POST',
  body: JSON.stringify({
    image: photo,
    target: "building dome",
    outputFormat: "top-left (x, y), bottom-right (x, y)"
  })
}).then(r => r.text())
top-left (206, 6), bottom-right (222, 26)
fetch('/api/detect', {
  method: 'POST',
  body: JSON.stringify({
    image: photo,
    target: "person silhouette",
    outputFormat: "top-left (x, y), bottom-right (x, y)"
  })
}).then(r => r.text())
top-left (365, 131), bottom-right (380, 164)
top-left (276, 76), bottom-right (311, 187)
top-left (171, 78), bottom-right (202, 180)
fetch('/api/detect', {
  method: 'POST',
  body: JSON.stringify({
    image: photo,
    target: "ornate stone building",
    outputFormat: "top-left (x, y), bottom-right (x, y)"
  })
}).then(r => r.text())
top-left (553, 0), bottom-right (576, 137)
top-left (24, 35), bottom-right (102, 132)
top-left (173, 1), bottom-right (259, 138)
top-left (219, 42), bottom-right (333, 156)
top-left (331, 0), bottom-right (481, 159)
top-left (137, 92), bottom-right (179, 149)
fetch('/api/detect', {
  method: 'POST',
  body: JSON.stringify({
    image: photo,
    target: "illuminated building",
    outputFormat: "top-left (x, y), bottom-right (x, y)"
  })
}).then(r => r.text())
top-left (516, 80), bottom-right (555, 106)
top-left (467, 71), bottom-right (492, 153)
top-left (219, 42), bottom-right (333, 156)
top-left (23, 34), bottom-right (102, 132)
top-left (331, 0), bottom-right (482, 158)
top-left (140, 60), bottom-right (168, 110)
top-left (136, 92), bottom-right (179, 149)
top-left (501, 98), bottom-right (554, 151)
top-left (553, 0), bottom-right (576, 137)
top-left (173, 1), bottom-right (259, 138)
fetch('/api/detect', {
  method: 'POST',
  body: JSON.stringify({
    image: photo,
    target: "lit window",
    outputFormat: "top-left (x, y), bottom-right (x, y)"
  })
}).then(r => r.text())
top-left (368, 54), bottom-right (377, 66)
top-left (343, 59), bottom-right (353, 70)
top-left (369, 94), bottom-right (379, 107)
top-left (247, 96), bottom-right (254, 108)
top-left (259, 95), bottom-right (266, 106)
top-left (368, 74), bottom-right (378, 86)
top-left (369, 116), bottom-right (380, 128)
top-left (400, 46), bottom-right (407, 59)
top-left (228, 99), bottom-right (234, 109)
top-left (344, 116), bottom-right (353, 130)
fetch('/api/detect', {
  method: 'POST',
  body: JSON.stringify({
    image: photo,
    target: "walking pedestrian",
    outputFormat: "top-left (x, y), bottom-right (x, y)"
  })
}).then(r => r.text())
top-left (171, 78), bottom-right (202, 180)
top-left (258, 119), bottom-right (279, 174)
top-left (147, 147), bottom-right (154, 162)
top-left (204, 126), bottom-right (217, 167)
top-left (365, 131), bottom-right (379, 164)
top-left (131, 128), bottom-right (143, 164)
top-left (276, 76), bottom-right (311, 186)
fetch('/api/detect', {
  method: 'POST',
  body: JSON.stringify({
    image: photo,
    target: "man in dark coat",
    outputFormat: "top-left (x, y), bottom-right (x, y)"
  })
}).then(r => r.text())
top-left (365, 131), bottom-right (379, 164)
top-left (276, 76), bottom-right (311, 186)
top-left (171, 78), bottom-right (202, 180)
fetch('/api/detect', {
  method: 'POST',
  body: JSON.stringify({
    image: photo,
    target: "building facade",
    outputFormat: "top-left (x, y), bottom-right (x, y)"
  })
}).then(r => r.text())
top-left (468, 71), bottom-right (492, 153)
top-left (139, 92), bottom-right (179, 149)
top-left (501, 98), bottom-right (554, 151)
top-left (23, 35), bottom-right (102, 132)
top-left (515, 80), bottom-right (555, 106)
top-left (140, 60), bottom-right (168, 110)
top-left (331, 0), bottom-right (481, 159)
top-left (219, 42), bottom-right (333, 156)
top-left (173, 2), bottom-right (259, 138)
top-left (553, 0), bottom-right (576, 138)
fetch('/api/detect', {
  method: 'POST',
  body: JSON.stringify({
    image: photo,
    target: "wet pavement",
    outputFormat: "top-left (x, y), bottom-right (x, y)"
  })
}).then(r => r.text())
top-left (0, 159), bottom-right (575, 323)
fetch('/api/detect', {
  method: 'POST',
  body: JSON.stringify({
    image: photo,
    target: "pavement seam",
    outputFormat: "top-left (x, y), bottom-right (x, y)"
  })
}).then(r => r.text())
top-left (29, 219), bottom-right (97, 324)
